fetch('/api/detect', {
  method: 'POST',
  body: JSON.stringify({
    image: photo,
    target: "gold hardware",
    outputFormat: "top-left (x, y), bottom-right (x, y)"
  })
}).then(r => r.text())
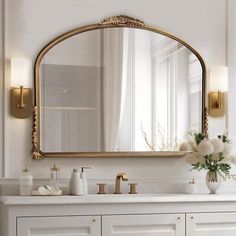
top-left (177, 216), bottom-right (181, 220)
top-left (97, 183), bottom-right (107, 194)
top-left (33, 15), bottom-right (207, 159)
top-left (50, 164), bottom-right (60, 171)
top-left (33, 151), bottom-right (189, 159)
top-left (92, 219), bottom-right (96, 222)
top-left (32, 106), bottom-right (43, 160)
top-left (128, 183), bottom-right (138, 194)
top-left (101, 15), bottom-right (145, 27)
top-left (204, 107), bottom-right (208, 138)
top-left (191, 216), bottom-right (194, 219)
top-left (208, 91), bottom-right (226, 117)
top-left (18, 86), bottom-right (26, 108)
top-left (11, 86), bottom-right (32, 118)
top-left (22, 166), bottom-right (30, 173)
top-left (114, 173), bottom-right (128, 194)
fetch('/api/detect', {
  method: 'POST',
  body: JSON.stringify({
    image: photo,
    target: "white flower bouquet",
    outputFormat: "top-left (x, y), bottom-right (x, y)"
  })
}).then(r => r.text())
top-left (180, 132), bottom-right (235, 179)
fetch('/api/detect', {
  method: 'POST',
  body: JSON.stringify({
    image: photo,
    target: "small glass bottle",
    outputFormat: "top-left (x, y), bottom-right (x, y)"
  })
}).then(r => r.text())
top-left (50, 164), bottom-right (60, 187)
top-left (19, 167), bottom-right (33, 196)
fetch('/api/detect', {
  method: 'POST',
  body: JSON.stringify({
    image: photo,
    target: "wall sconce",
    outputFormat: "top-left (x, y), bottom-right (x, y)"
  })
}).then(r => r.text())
top-left (10, 58), bottom-right (32, 118)
top-left (208, 65), bottom-right (228, 117)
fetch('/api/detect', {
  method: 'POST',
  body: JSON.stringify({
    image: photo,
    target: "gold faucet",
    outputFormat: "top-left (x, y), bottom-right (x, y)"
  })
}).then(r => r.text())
top-left (114, 173), bottom-right (128, 194)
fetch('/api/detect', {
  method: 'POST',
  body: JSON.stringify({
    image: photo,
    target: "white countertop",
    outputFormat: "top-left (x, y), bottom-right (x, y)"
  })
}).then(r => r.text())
top-left (2, 193), bottom-right (236, 205)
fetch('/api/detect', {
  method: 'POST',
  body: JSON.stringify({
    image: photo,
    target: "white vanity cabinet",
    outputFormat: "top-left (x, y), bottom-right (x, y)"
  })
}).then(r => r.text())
top-left (16, 214), bottom-right (184, 236)
top-left (186, 212), bottom-right (236, 236)
top-left (17, 215), bottom-right (101, 236)
top-left (2, 195), bottom-right (236, 236)
top-left (14, 212), bottom-right (236, 236)
top-left (102, 214), bottom-right (185, 236)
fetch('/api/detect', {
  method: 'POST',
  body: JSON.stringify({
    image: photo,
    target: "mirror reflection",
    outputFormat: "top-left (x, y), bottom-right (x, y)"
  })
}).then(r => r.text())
top-left (40, 28), bottom-right (203, 152)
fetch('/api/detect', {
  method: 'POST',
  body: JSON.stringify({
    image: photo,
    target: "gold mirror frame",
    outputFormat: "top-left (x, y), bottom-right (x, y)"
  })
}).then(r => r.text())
top-left (33, 15), bottom-right (207, 160)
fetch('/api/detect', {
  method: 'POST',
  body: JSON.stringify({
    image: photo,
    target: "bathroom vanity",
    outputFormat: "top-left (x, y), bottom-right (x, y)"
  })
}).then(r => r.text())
top-left (0, 13), bottom-right (223, 236)
top-left (1, 194), bottom-right (236, 236)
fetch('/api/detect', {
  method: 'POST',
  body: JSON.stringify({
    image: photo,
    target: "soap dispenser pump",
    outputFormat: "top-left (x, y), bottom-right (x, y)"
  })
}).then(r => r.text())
top-left (81, 167), bottom-right (91, 195)
top-left (69, 169), bottom-right (83, 195)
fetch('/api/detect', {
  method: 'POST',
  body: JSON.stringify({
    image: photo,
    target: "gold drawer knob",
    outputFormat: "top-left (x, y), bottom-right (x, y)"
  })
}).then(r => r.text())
top-left (92, 219), bottom-right (96, 222)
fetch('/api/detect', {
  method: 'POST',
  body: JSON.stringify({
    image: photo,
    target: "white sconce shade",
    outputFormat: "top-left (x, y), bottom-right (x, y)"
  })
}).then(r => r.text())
top-left (10, 57), bottom-right (32, 118)
top-left (11, 57), bottom-right (32, 87)
top-left (209, 65), bottom-right (228, 91)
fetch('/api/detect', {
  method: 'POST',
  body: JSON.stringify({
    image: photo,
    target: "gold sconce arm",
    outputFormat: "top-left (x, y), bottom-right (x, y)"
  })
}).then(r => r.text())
top-left (217, 90), bottom-right (221, 109)
top-left (208, 91), bottom-right (226, 117)
top-left (208, 65), bottom-right (228, 118)
top-left (11, 86), bottom-right (32, 118)
top-left (17, 85), bottom-right (26, 108)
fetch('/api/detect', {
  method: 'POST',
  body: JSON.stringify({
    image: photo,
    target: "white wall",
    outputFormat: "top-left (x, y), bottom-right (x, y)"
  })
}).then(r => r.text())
top-left (228, 0), bottom-right (236, 152)
top-left (2, 0), bottom-right (226, 182)
top-left (0, 0), bottom-right (4, 177)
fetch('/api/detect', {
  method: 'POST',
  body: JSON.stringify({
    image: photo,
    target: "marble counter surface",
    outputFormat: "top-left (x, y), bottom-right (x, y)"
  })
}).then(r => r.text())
top-left (2, 193), bottom-right (236, 205)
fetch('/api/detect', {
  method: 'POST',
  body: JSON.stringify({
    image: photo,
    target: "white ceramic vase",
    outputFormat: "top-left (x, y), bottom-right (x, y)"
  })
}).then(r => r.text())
top-left (206, 171), bottom-right (221, 194)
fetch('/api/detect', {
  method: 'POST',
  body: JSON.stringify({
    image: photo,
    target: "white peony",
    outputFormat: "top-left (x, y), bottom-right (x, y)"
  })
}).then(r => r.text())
top-left (185, 153), bottom-right (199, 165)
top-left (230, 155), bottom-right (236, 164)
top-left (221, 154), bottom-right (231, 164)
top-left (185, 152), bottom-right (205, 165)
top-left (209, 153), bottom-right (220, 161)
top-left (224, 143), bottom-right (232, 154)
top-left (210, 138), bottom-right (224, 153)
top-left (187, 134), bottom-right (197, 148)
top-left (179, 142), bottom-right (193, 151)
top-left (189, 140), bottom-right (197, 149)
top-left (194, 152), bottom-right (205, 165)
top-left (197, 139), bottom-right (214, 156)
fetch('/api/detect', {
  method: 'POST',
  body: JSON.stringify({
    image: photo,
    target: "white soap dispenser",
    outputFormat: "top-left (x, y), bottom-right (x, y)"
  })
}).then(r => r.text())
top-left (69, 169), bottom-right (83, 195)
top-left (81, 167), bottom-right (91, 195)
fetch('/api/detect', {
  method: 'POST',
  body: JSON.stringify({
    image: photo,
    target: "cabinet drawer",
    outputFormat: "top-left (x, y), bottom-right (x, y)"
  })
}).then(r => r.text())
top-left (187, 212), bottom-right (236, 236)
top-left (17, 215), bottom-right (101, 236)
top-left (102, 214), bottom-right (185, 236)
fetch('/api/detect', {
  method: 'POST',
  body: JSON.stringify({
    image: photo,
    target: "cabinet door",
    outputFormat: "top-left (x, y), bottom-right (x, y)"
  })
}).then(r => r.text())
top-left (187, 212), bottom-right (236, 236)
top-left (102, 214), bottom-right (185, 236)
top-left (17, 215), bottom-right (101, 236)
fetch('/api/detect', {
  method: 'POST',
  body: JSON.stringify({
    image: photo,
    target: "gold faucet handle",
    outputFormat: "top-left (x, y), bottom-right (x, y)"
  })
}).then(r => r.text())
top-left (128, 183), bottom-right (138, 194)
top-left (97, 183), bottom-right (107, 194)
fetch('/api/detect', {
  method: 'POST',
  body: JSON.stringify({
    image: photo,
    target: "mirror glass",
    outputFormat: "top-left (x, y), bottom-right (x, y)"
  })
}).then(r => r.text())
top-left (39, 28), bottom-right (203, 153)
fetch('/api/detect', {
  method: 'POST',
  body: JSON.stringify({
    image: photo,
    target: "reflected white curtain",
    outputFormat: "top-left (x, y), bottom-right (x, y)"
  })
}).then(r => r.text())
top-left (116, 29), bottom-right (135, 151)
top-left (153, 42), bottom-right (189, 150)
top-left (102, 29), bottom-right (126, 151)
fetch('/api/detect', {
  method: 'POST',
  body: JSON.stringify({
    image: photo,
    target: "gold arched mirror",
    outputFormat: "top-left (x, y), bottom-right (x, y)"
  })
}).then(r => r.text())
top-left (33, 15), bottom-right (206, 159)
